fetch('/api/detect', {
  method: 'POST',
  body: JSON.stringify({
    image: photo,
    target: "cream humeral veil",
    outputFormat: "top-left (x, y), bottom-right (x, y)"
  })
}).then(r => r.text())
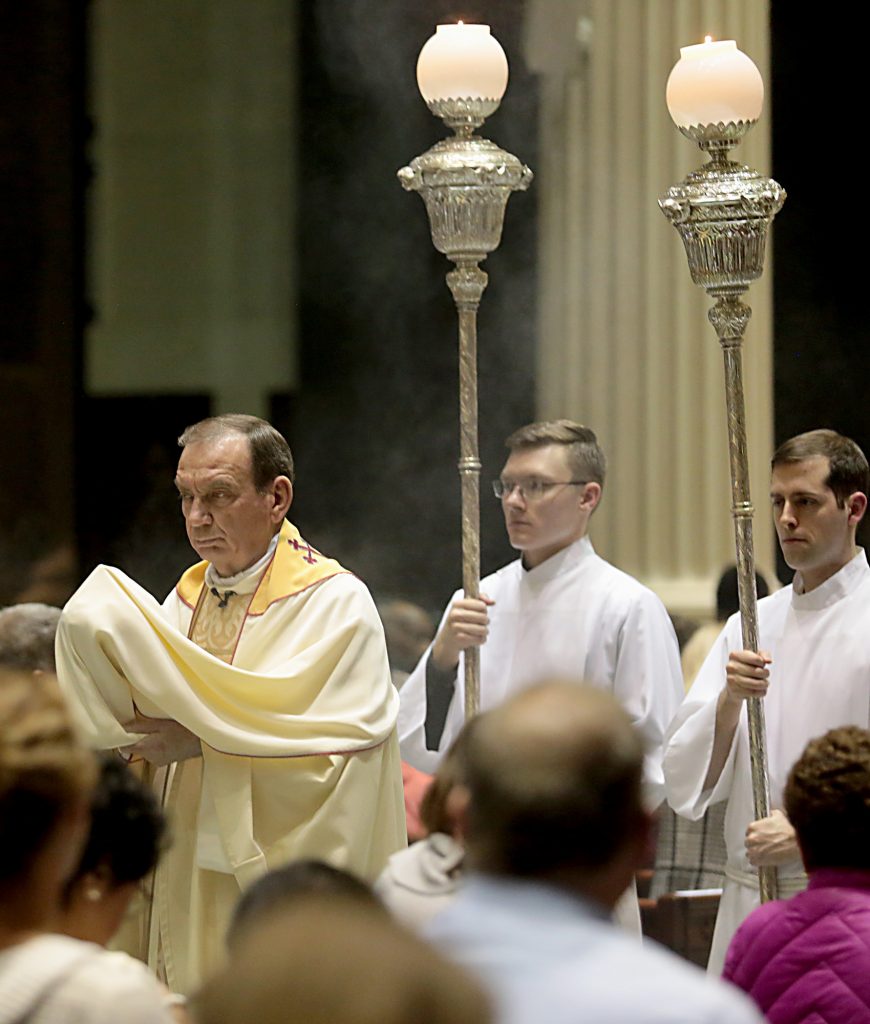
top-left (55, 520), bottom-right (406, 992)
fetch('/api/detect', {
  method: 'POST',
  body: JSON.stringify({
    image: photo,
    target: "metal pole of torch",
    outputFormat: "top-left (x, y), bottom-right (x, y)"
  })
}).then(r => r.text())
top-left (398, 24), bottom-right (532, 720)
top-left (660, 40), bottom-right (786, 902)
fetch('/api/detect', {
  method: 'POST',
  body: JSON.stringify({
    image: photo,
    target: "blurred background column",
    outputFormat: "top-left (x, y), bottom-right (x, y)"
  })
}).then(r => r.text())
top-left (0, 1), bottom-right (84, 605)
top-left (87, 0), bottom-right (297, 416)
top-left (526, 0), bottom-right (774, 617)
top-left (77, 0), bottom-right (299, 588)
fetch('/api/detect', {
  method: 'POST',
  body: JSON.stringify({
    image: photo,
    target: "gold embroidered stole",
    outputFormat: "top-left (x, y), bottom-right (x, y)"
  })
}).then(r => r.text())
top-left (189, 589), bottom-right (249, 663)
top-left (179, 520), bottom-right (349, 662)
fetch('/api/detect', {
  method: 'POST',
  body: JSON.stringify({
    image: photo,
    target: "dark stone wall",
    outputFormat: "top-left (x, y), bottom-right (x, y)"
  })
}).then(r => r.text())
top-left (289, 0), bottom-right (538, 613)
top-left (0, 2), bottom-right (85, 604)
top-left (5, 3), bottom-right (862, 606)
top-left (770, 3), bottom-right (870, 574)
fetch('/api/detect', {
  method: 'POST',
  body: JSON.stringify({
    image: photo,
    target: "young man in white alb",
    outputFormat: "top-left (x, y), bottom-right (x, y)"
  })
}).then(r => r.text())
top-left (399, 419), bottom-right (682, 813)
top-left (664, 428), bottom-right (870, 972)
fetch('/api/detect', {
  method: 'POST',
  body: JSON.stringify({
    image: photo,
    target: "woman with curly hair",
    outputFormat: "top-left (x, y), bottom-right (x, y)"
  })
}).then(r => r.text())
top-left (724, 725), bottom-right (870, 1022)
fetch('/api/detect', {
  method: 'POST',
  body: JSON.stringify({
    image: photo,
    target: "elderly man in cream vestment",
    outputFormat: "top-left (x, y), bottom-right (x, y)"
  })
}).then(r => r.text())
top-left (56, 415), bottom-right (405, 993)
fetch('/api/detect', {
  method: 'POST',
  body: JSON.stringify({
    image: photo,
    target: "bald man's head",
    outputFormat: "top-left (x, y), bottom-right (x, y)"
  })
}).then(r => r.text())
top-left (0, 603), bottom-right (61, 673)
top-left (460, 683), bottom-right (646, 880)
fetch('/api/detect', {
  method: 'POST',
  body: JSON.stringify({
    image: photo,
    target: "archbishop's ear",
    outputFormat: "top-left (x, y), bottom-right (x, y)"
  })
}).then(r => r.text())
top-left (270, 477), bottom-right (293, 523)
top-left (847, 491), bottom-right (867, 526)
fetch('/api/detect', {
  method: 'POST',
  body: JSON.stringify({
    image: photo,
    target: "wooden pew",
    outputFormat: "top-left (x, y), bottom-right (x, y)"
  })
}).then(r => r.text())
top-left (640, 888), bottom-right (722, 968)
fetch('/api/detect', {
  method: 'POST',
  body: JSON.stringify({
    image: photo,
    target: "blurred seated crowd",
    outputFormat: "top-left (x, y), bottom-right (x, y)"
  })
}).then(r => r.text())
top-left (1, 573), bottom-right (869, 1024)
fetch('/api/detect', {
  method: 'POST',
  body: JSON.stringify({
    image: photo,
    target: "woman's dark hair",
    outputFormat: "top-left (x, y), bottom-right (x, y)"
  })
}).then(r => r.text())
top-left (63, 753), bottom-right (166, 899)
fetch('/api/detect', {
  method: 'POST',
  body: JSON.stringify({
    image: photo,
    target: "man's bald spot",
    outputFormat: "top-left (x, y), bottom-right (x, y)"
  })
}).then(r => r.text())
top-left (0, 602), bottom-right (61, 673)
top-left (460, 682), bottom-right (646, 877)
top-left (472, 682), bottom-right (643, 783)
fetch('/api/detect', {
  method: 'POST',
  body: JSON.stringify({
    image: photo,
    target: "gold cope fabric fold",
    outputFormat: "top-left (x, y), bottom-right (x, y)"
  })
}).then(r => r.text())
top-left (55, 520), bottom-right (406, 992)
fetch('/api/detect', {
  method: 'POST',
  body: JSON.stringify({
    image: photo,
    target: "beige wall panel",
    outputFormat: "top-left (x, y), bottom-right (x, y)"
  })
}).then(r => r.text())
top-left (87, 0), bottom-right (298, 417)
top-left (529, 0), bottom-right (775, 616)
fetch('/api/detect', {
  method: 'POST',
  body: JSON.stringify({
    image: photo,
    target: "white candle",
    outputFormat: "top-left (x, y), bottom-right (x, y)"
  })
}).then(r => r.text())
top-left (416, 23), bottom-right (509, 103)
top-left (666, 37), bottom-right (763, 128)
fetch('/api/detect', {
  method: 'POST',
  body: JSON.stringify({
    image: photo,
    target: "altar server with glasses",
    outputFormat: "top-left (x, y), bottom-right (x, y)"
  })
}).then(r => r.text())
top-left (398, 419), bottom-right (682, 815)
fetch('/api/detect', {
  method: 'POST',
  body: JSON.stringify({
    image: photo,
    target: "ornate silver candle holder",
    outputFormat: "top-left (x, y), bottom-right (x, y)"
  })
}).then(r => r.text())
top-left (660, 118), bottom-right (785, 902)
top-left (399, 96), bottom-right (532, 718)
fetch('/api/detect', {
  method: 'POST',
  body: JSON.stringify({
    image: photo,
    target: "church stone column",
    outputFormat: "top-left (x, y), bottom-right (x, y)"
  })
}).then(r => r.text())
top-left (526, 0), bottom-right (775, 616)
top-left (86, 0), bottom-right (297, 417)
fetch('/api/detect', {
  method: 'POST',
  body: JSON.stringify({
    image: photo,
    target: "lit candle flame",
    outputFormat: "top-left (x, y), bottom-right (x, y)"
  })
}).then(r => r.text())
top-left (704, 34), bottom-right (713, 44)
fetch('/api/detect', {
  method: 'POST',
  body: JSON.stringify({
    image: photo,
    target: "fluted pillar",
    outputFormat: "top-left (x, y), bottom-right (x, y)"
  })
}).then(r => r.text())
top-left (526, 0), bottom-right (774, 615)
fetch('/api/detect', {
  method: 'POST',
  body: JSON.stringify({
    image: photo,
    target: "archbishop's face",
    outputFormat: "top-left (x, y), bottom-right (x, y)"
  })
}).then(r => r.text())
top-left (174, 434), bottom-right (279, 576)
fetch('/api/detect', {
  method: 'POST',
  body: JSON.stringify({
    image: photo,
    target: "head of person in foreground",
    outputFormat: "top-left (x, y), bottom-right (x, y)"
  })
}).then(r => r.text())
top-left (450, 681), bottom-right (649, 909)
top-left (0, 602), bottom-right (62, 673)
top-left (193, 895), bottom-right (492, 1024)
top-left (785, 724), bottom-right (870, 874)
top-left (0, 669), bottom-right (96, 941)
top-left (226, 858), bottom-right (381, 954)
top-left (57, 753), bottom-right (167, 946)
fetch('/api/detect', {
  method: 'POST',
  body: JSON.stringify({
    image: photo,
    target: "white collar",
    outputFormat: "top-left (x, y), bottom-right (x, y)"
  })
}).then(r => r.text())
top-left (521, 534), bottom-right (595, 584)
top-left (204, 532), bottom-right (280, 592)
top-left (791, 547), bottom-right (869, 610)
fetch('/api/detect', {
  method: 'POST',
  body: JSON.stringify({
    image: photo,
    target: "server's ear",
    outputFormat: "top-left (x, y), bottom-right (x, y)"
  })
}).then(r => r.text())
top-left (579, 481), bottom-right (602, 514)
top-left (847, 491), bottom-right (867, 526)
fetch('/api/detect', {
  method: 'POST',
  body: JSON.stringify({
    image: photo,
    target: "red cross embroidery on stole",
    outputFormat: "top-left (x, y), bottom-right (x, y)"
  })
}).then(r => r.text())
top-left (287, 538), bottom-right (318, 564)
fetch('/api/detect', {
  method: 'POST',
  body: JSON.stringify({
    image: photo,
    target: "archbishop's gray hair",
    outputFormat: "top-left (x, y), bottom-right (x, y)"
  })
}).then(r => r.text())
top-left (178, 414), bottom-right (295, 488)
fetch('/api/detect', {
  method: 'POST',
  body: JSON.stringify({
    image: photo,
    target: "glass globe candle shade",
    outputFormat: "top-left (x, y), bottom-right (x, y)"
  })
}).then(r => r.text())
top-left (666, 39), bottom-right (763, 128)
top-left (416, 23), bottom-right (509, 103)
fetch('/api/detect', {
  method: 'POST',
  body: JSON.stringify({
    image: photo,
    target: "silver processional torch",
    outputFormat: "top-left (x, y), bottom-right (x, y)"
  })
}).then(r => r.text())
top-left (399, 23), bottom-right (533, 719)
top-left (659, 38), bottom-right (786, 902)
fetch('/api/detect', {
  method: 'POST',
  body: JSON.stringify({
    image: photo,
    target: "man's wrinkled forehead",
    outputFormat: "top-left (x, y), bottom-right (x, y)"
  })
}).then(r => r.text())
top-left (176, 435), bottom-right (255, 484)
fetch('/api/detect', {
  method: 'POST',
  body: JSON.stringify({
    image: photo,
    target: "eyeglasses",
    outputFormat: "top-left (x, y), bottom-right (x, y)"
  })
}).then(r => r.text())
top-left (492, 479), bottom-right (589, 501)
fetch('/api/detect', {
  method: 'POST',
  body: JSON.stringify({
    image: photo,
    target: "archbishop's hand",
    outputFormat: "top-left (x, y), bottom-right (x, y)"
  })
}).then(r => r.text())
top-left (124, 713), bottom-right (202, 767)
top-left (745, 808), bottom-right (799, 867)
top-left (430, 593), bottom-right (495, 672)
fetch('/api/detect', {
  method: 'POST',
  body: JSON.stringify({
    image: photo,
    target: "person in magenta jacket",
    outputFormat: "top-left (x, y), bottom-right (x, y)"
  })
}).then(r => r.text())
top-left (723, 725), bottom-right (870, 1021)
